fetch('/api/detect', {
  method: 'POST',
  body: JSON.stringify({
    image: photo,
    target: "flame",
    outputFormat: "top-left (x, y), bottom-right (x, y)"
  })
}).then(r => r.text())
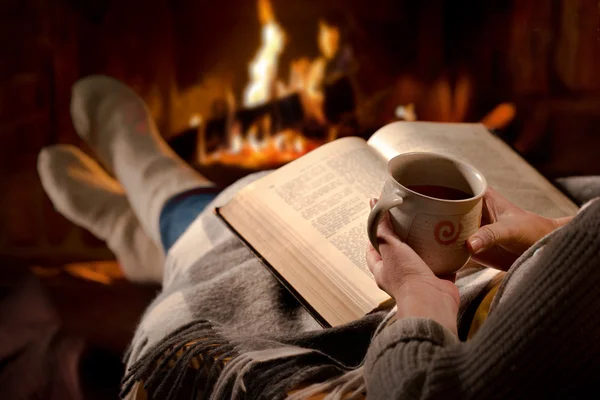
top-left (294, 135), bottom-right (305, 153)
top-left (258, 0), bottom-right (274, 24)
top-left (318, 20), bottom-right (340, 61)
top-left (201, 0), bottom-right (340, 170)
top-left (188, 113), bottom-right (202, 127)
top-left (243, 0), bottom-right (285, 107)
top-left (395, 103), bottom-right (417, 121)
top-left (225, 121), bottom-right (243, 154)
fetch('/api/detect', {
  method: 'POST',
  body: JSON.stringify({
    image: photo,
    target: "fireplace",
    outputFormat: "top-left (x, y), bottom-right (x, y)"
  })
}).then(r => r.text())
top-left (2, 0), bottom-right (600, 260)
top-left (151, 0), bottom-right (600, 186)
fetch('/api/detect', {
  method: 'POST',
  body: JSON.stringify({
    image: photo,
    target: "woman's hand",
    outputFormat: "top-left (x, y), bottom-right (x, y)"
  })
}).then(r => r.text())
top-left (366, 199), bottom-right (460, 336)
top-left (466, 187), bottom-right (573, 271)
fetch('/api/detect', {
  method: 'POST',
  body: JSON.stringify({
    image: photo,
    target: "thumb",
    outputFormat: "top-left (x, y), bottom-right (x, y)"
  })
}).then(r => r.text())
top-left (467, 222), bottom-right (513, 255)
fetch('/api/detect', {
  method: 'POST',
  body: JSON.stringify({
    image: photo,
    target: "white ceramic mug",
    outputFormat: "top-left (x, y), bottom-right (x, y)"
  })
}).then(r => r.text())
top-left (367, 152), bottom-right (487, 275)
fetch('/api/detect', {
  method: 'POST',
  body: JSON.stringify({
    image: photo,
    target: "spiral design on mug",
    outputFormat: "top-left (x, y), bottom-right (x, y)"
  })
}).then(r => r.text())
top-left (434, 220), bottom-right (463, 245)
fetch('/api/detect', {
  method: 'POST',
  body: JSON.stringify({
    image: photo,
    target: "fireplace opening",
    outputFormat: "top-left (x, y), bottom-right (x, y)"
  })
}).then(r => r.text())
top-left (195, 0), bottom-right (352, 170)
top-left (166, 0), bottom-right (361, 184)
top-left (156, 0), bottom-right (600, 187)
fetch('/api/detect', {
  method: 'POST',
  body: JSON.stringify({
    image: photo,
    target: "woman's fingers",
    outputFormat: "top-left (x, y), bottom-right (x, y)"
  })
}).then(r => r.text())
top-left (369, 197), bottom-right (434, 273)
top-left (376, 211), bottom-right (401, 247)
top-left (370, 197), bottom-right (405, 260)
top-left (367, 197), bottom-right (448, 295)
top-left (370, 197), bottom-right (398, 245)
top-left (480, 186), bottom-right (517, 226)
top-left (366, 242), bottom-right (382, 273)
top-left (367, 199), bottom-right (383, 276)
top-left (467, 221), bottom-right (514, 254)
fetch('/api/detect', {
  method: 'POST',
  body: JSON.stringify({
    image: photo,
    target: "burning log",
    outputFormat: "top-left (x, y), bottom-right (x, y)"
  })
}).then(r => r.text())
top-left (168, 75), bottom-right (357, 161)
top-left (206, 91), bottom-right (305, 143)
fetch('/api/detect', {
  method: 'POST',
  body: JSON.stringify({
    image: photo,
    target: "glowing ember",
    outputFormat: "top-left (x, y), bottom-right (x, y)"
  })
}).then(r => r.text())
top-left (395, 103), bottom-right (417, 121)
top-left (294, 136), bottom-right (305, 153)
top-left (228, 122), bottom-right (243, 154)
top-left (208, 129), bottom-right (321, 169)
top-left (199, 0), bottom-right (340, 170)
top-left (188, 114), bottom-right (203, 127)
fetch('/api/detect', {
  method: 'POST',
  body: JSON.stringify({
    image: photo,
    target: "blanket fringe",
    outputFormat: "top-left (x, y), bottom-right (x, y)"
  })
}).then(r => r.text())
top-left (119, 311), bottom-right (396, 399)
top-left (120, 320), bottom-right (232, 399)
top-left (286, 368), bottom-right (366, 400)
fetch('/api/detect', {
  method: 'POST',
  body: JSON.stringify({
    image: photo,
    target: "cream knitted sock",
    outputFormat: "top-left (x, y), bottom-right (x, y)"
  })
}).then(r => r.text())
top-left (70, 75), bottom-right (213, 245)
top-left (38, 145), bottom-right (164, 284)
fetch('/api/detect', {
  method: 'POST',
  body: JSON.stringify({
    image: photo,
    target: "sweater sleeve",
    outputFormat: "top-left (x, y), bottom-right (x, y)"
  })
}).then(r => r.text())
top-left (364, 199), bottom-right (600, 400)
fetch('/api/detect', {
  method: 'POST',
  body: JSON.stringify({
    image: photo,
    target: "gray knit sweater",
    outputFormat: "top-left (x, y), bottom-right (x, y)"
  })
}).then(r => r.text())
top-left (364, 198), bottom-right (600, 399)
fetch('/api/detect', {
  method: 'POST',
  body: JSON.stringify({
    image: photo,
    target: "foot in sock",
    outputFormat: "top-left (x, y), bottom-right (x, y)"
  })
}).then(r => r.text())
top-left (38, 144), bottom-right (164, 284)
top-left (70, 75), bottom-right (213, 244)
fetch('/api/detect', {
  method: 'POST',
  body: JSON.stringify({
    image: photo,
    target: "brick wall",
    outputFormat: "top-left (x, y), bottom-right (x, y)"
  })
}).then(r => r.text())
top-left (0, 0), bottom-right (111, 264)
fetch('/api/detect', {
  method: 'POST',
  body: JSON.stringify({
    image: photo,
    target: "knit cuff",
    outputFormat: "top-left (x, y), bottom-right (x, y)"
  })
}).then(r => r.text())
top-left (579, 196), bottom-right (600, 213)
top-left (369, 317), bottom-right (458, 360)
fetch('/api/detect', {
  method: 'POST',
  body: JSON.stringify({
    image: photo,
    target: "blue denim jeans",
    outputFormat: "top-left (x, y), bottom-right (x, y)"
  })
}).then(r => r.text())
top-left (158, 187), bottom-right (221, 251)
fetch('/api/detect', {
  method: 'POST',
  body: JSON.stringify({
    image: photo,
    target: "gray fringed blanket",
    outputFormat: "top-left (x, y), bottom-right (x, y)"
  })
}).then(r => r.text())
top-left (120, 172), bottom-right (595, 399)
top-left (120, 172), bottom-right (394, 399)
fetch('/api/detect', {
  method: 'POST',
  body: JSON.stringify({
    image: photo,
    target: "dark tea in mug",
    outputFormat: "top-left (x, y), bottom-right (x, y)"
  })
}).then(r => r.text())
top-left (405, 185), bottom-right (473, 201)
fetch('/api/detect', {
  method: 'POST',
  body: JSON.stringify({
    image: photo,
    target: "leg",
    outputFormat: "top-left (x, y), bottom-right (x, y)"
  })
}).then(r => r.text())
top-left (70, 75), bottom-right (214, 247)
top-left (38, 144), bottom-right (164, 283)
top-left (158, 187), bottom-right (221, 252)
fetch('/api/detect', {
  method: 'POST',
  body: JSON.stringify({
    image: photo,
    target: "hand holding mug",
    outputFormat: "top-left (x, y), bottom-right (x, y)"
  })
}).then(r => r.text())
top-left (366, 198), bottom-right (460, 336)
top-left (367, 152), bottom-right (487, 275)
top-left (466, 187), bottom-right (573, 271)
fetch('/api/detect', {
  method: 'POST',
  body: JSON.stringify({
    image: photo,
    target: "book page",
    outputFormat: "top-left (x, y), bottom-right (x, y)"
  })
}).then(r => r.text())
top-left (247, 137), bottom-right (387, 277)
top-left (367, 121), bottom-right (578, 218)
top-left (220, 137), bottom-right (391, 326)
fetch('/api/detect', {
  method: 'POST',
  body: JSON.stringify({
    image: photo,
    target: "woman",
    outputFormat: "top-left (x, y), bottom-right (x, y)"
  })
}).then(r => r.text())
top-left (364, 189), bottom-right (598, 399)
top-left (39, 75), bottom-right (600, 399)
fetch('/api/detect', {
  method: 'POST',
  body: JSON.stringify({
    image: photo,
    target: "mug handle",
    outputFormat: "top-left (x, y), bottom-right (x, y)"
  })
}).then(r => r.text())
top-left (367, 189), bottom-right (404, 253)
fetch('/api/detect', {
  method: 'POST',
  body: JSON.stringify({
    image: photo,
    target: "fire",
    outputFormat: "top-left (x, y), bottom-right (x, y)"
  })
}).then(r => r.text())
top-left (243, 0), bottom-right (284, 107)
top-left (319, 20), bottom-right (340, 61)
top-left (199, 0), bottom-right (340, 169)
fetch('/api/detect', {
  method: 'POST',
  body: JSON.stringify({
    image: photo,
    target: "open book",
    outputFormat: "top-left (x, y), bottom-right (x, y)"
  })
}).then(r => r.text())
top-left (216, 122), bottom-right (578, 327)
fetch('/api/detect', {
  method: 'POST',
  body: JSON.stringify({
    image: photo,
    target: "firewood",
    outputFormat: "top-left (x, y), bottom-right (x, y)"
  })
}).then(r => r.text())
top-left (168, 76), bottom-right (356, 156)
